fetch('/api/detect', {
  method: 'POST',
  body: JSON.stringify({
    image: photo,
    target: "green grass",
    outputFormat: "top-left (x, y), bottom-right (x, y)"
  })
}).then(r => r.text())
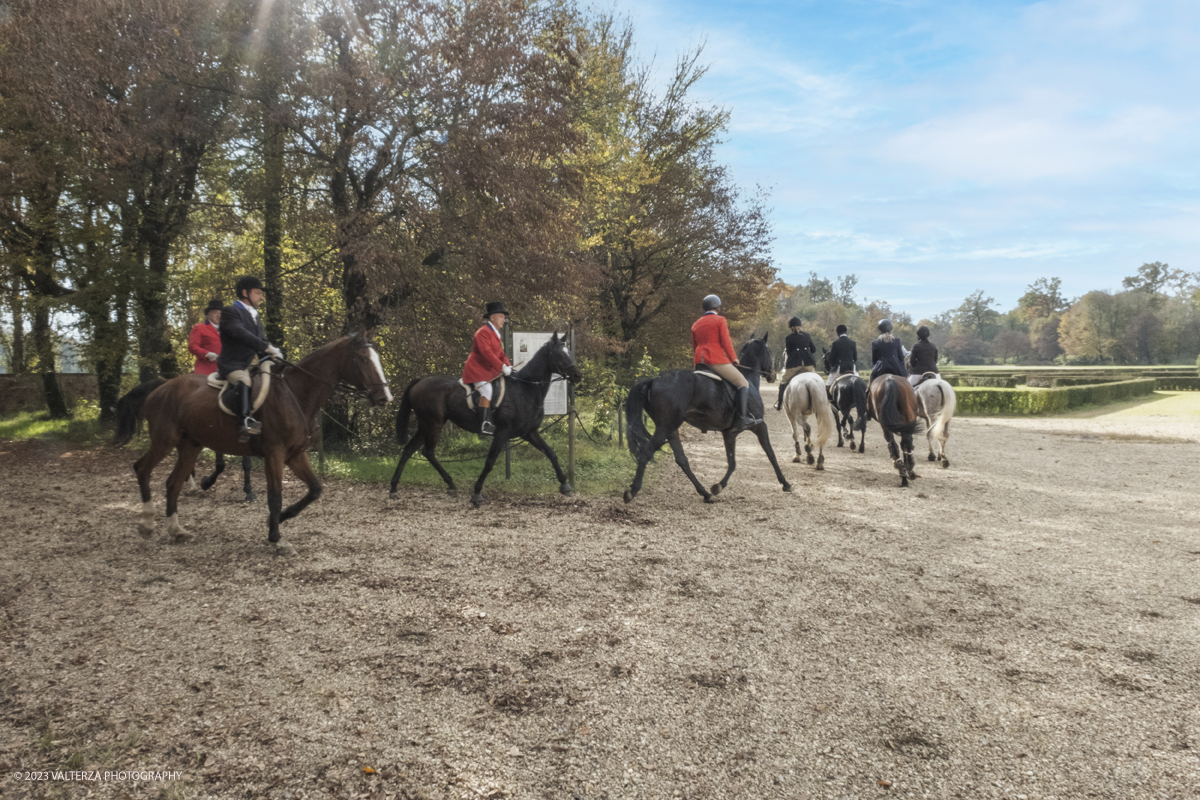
top-left (1064, 391), bottom-right (1200, 419)
top-left (0, 406), bottom-right (109, 446)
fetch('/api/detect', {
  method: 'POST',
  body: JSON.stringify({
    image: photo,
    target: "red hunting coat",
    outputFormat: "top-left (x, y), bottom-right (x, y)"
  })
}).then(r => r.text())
top-left (188, 321), bottom-right (221, 375)
top-left (462, 323), bottom-right (511, 384)
top-left (691, 312), bottom-right (737, 366)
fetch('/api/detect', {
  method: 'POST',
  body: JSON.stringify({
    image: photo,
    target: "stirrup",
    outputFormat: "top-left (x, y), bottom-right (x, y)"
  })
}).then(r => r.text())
top-left (480, 419), bottom-right (496, 436)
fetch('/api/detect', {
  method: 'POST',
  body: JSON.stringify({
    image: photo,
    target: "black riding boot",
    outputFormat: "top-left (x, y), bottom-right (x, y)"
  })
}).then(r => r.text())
top-left (238, 382), bottom-right (261, 443)
top-left (775, 379), bottom-right (789, 411)
top-left (479, 406), bottom-right (496, 436)
top-left (734, 386), bottom-right (760, 432)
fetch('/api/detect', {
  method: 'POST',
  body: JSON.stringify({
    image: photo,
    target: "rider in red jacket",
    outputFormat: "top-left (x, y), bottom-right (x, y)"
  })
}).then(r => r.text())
top-left (188, 300), bottom-right (224, 375)
top-left (462, 301), bottom-right (513, 435)
top-left (691, 294), bottom-right (758, 432)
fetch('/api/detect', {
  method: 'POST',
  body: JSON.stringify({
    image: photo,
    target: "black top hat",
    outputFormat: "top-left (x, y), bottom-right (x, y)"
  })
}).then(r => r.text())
top-left (204, 299), bottom-right (224, 314)
top-left (484, 301), bottom-right (508, 318)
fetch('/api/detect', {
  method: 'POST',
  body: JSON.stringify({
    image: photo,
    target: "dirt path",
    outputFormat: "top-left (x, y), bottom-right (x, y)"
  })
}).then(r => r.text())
top-left (1, 391), bottom-right (1198, 799)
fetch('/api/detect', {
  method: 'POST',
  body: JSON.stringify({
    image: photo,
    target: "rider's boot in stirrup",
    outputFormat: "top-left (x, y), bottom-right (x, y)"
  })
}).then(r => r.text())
top-left (479, 406), bottom-right (496, 436)
top-left (735, 386), bottom-right (760, 432)
top-left (238, 382), bottom-right (261, 443)
top-left (775, 380), bottom-right (789, 411)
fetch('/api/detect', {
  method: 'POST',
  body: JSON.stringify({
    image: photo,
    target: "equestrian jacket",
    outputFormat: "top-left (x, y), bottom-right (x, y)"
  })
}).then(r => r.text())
top-left (188, 321), bottom-right (221, 375)
top-left (216, 303), bottom-right (270, 377)
top-left (827, 335), bottom-right (858, 373)
top-left (910, 339), bottom-right (939, 375)
top-left (462, 323), bottom-right (511, 384)
top-left (784, 331), bottom-right (816, 369)
top-left (692, 312), bottom-right (737, 366)
top-left (870, 336), bottom-right (909, 380)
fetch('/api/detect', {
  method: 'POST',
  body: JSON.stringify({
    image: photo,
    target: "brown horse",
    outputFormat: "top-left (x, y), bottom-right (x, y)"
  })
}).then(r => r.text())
top-left (112, 332), bottom-right (392, 553)
top-left (866, 374), bottom-right (920, 487)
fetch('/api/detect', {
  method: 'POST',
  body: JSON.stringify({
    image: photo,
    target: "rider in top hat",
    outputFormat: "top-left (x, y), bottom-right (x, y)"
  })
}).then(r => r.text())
top-left (907, 325), bottom-right (939, 387)
top-left (774, 316), bottom-right (816, 410)
top-left (188, 299), bottom-right (224, 376)
top-left (869, 319), bottom-right (908, 383)
top-left (462, 301), bottom-right (513, 436)
top-left (217, 276), bottom-right (282, 442)
top-left (692, 294), bottom-right (759, 432)
top-left (825, 324), bottom-right (859, 387)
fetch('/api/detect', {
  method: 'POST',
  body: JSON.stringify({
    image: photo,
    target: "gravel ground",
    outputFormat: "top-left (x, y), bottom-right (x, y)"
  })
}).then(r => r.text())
top-left (1, 391), bottom-right (1198, 800)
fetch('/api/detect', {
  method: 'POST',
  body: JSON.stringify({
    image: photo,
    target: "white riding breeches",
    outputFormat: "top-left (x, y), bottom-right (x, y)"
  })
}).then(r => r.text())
top-left (826, 366), bottom-right (858, 387)
top-left (473, 380), bottom-right (494, 402)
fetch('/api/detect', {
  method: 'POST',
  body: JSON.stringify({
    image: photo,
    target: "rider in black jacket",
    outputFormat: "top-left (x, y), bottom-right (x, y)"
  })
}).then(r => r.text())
top-left (825, 325), bottom-right (858, 387)
top-left (907, 325), bottom-right (939, 386)
top-left (774, 317), bottom-right (816, 410)
top-left (218, 276), bottom-right (282, 442)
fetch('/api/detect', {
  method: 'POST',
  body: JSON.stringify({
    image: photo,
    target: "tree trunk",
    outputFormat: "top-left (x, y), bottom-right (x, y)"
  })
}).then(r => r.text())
top-left (136, 238), bottom-right (180, 381)
top-left (262, 111), bottom-right (286, 349)
top-left (8, 277), bottom-right (25, 373)
top-left (31, 301), bottom-right (69, 418)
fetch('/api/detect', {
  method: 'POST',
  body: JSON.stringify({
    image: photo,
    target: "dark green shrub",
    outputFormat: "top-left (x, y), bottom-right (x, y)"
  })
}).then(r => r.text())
top-left (956, 378), bottom-right (1155, 415)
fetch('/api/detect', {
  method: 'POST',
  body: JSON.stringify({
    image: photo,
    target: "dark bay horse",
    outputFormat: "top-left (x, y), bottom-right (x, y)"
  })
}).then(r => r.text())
top-left (866, 374), bottom-right (920, 487)
top-left (623, 335), bottom-right (792, 504)
top-left (388, 333), bottom-right (582, 507)
top-left (112, 333), bottom-right (392, 553)
top-left (823, 347), bottom-right (869, 452)
top-left (191, 453), bottom-right (256, 502)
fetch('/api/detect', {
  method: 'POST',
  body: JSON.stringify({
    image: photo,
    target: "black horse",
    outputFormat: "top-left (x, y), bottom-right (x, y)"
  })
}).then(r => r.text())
top-left (389, 334), bottom-right (582, 507)
top-left (623, 335), bottom-right (792, 504)
top-left (823, 347), bottom-right (869, 452)
top-left (193, 453), bottom-right (256, 502)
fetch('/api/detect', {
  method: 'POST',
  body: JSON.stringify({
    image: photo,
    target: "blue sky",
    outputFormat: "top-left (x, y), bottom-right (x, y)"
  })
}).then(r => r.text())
top-left (607, 0), bottom-right (1200, 320)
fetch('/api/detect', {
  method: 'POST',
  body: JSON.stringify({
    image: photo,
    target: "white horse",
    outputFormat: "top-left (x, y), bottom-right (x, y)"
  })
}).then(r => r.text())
top-left (914, 377), bottom-right (956, 467)
top-left (781, 372), bottom-right (836, 470)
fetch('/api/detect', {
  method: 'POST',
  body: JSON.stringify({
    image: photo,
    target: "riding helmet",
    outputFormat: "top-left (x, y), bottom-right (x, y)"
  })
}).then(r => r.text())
top-left (702, 294), bottom-right (722, 311)
top-left (917, 325), bottom-right (930, 340)
top-left (877, 318), bottom-right (893, 334)
top-left (787, 316), bottom-right (802, 329)
top-left (836, 324), bottom-right (847, 335)
top-left (235, 275), bottom-right (265, 299)
top-left (204, 299), bottom-right (224, 314)
top-left (484, 301), bottom-right (509, 318)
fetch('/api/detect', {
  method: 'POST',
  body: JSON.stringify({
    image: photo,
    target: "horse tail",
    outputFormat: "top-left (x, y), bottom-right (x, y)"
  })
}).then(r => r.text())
top-left (852, 377), bottom-right (869, 432)
top-left (877, 378), bottom-right (918, 436)
top-left (394, 377), bottom-right (424, 448)
top-left (111, 379), bottom-right (167, 446)
top-left (625, 378), bottom-right (655, 462)
top-left (932, 381), bottom-right (956, 440)
top-left (808, 378), bottom-right (836, 448)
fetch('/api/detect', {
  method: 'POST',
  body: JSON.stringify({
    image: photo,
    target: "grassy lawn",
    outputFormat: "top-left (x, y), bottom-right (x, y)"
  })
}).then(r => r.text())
top-left (1063, 391), bottom-right (1200, 419)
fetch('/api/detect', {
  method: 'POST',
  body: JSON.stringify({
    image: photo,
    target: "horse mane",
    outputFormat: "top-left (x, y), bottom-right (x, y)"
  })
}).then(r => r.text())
top-left (515, 337), bottom-right (559, 381)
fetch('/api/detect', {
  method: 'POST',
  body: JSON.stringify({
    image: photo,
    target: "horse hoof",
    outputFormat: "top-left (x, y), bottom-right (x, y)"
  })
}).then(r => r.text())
top-left (928, 453), bottom-right (937, 461)
top-left (782, 483), bottom-right (794, 493)
top-left (837, 441), bottom-right (844, 448)
top-left (941, 459), bottom-right (950, 469)
top-left (447, 487), bottom-right (458, 496)
top-left (792, 455), bottom-right (802, 463)
top-left (389, 491), bottom-right (398, 500)
top-left (816, 462), bottom-right (824, 471)
top-left (273, 541), bottom-right (298, 557)
top-left (850, 443), bottom-right (857, 452)
top-left (560, 483), bottom-right (574, 497)
top-left (710, 483), bottom-right (722, 496)
top-left (244, 491), bottom-right (257, 503)
top-left (703, 494), bottom-right (718, 504)
top-left (623, 489), bottom-right (634, 504)
top-left (199, 477), bottom-right (214, 491)
top-left (900, 477), bottom-right (909, 487)
top-left (806, 454), bottom-right (815, 465)
top-left (137, 525), bottom-right (154, 540)
top-left (170, 531), bottom-right (192, 544)
top-left (471, 494), bottom-right (485, 508)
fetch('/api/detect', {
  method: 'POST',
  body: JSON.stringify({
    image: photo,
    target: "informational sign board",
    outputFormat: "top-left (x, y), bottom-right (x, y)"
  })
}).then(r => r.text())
top-left (511, 331), bottom-right (568, 415)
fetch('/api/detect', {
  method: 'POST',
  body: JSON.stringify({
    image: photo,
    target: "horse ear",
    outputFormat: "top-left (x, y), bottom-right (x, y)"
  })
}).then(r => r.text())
top-left (749, 333), bottom-right (756, 340)
top-left (762, 331), bottom-right (769, 343)
top-left (364, 327), bottom-right (377, 343)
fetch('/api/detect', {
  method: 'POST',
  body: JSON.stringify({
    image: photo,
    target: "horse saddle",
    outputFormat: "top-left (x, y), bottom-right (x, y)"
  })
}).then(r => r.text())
top-left (913, 372), bottom-right (939, 388)
top-left (458, 376), bottom-right (506, 411)
top-left (207, 359), bottom-right (273, 417)
top-left (693, 365), bottom-right (737, 401)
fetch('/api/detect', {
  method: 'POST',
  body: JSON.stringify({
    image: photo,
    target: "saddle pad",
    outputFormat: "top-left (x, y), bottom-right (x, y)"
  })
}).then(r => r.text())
top-left (458, 376), bottom-right (506, 410)
top-left (693, 368), bottom-right (723, 381)
top-left (213, 361), bottom-right (273, 417)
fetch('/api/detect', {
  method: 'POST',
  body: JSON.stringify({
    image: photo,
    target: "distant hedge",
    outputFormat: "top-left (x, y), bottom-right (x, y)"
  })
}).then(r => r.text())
top-left (956, 378), bottom-right (1157, 415)
top-left (1154, 377), bottom-right (1200, 391)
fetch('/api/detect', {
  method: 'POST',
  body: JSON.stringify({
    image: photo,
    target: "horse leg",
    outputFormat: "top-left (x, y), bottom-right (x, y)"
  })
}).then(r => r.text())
top-left (388, 437), bottom-right (423, 497)
top-left (751, 422), bottom-right (793, 493)
top-left (903, 429), bottom-right (919, 480)
top-left (263, 449), bottom-right (294, 554)
top-left (665, 431), bottom-right (715, 503)
top-left (834, 406), bottom-right (845, 448)
top-left (788, 405), bottom-right (804, 463)
top-left (164, 441), bottom-right (204, 544)
top-left (280, 451), bottom-right (322, 522)
top-left (199, 450), bottom-right (225, 491)
top-left (471, 435), bottom-right (508, 507)
top-left (133, 437), bottom-right (176, 539)
top-left (524, 428), bottom-right (573, 496)
top-left (242, 455), bottom-right (256, 502)
top-left (884, 429), bottom-right (907, 487)
top-left (624, 428), bottom-right (669, 503)
top-left (803, 418), bottom-right (814, 465)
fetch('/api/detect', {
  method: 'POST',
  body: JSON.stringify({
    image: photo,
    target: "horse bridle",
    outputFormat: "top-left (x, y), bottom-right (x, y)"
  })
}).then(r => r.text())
top-left (273, 347), bottom-right (390, 399)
